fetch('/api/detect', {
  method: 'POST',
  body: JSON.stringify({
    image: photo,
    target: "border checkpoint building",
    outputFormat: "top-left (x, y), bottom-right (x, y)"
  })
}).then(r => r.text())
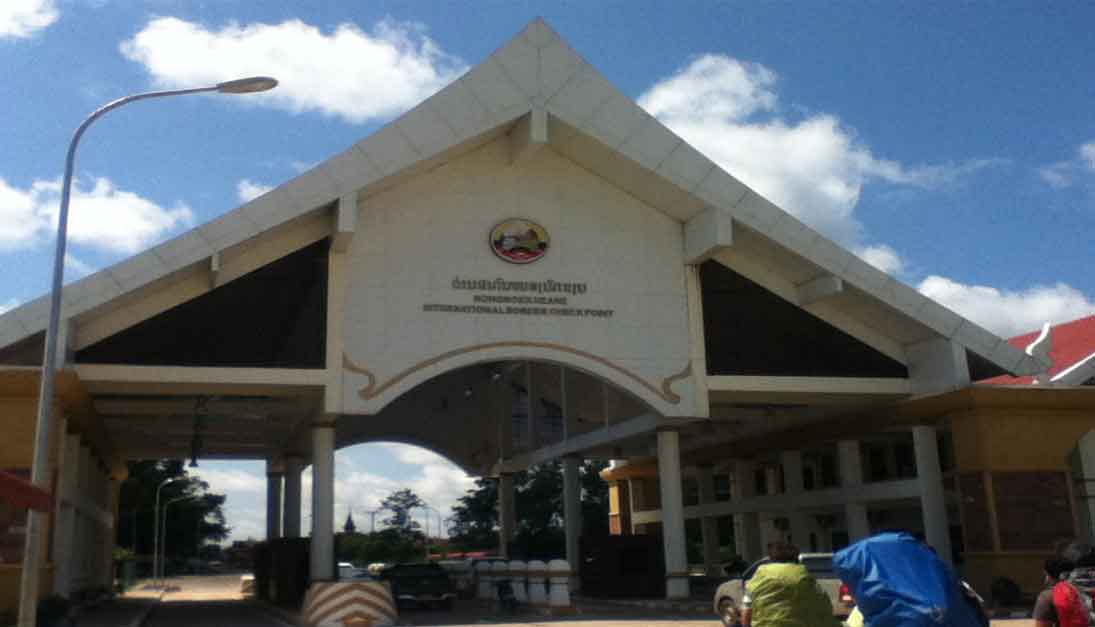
top-left (2, 19), bottom-right (1095, 615)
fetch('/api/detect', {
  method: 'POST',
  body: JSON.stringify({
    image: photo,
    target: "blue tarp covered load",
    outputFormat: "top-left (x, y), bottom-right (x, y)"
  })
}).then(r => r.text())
top-left (833, 532), bottom-right (982, 627)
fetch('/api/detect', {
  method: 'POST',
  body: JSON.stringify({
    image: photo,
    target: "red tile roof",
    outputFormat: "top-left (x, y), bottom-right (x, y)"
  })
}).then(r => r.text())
top-left (980, 315), bottom-right (1095, 385)
top-left (0, 470), bottom-right (52, 512)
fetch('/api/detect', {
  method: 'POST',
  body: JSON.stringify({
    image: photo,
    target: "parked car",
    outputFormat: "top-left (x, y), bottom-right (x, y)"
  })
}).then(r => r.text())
top-left (713, 552), bottom-right (854, 626)
top-left (377, 562), bottom-right (457, 609)
top-left (337, 561), bottom-right (372, 580)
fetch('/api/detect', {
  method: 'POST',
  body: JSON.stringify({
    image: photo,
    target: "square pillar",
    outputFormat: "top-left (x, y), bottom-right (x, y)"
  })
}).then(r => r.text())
top-left (913, 425), bottom-right (952, 563)
top-left (696, 464), bottom-right (722, 576)
top-left (562, 456), bottom-right (581, 591)
top-left (781, 451), bottom-right (811, 548)
top-left (310, 421), bottom-right (336, 581)
top-left (266, 461), bottom-right (284, 541)
top-left (52, 432), bottom-right (80, 598)
top-left (283, 456), bottom-right (303, 538)
top-left (628, 478), bottom-right (646, 534)
top-left (838, 440), bottom-right (871, 541)
top-left (733, 459), bottom-right (763, 563)
top-left (498, 473), bottom-right (516, 558)
top-left (657, 430), bottom-right (690, 599)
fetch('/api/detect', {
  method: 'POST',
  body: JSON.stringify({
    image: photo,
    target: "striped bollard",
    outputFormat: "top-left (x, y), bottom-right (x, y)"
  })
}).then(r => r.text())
top-left (301, 581), bottom-right (398, 627)
top-left (526, 560), bottom-right (548, 606)
top-left (509, 560), bottom-right (528, 603)
top-left (548, 559), bottom-right (571, 607)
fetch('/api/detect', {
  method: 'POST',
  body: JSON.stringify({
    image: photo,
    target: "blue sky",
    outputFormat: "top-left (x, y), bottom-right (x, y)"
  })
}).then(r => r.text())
top-left (2, 2), bottom-right (1093, 541)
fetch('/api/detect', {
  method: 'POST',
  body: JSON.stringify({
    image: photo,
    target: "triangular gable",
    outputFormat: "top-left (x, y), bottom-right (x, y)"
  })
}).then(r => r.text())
top-left (0, 19), bottom-right (1047, 379)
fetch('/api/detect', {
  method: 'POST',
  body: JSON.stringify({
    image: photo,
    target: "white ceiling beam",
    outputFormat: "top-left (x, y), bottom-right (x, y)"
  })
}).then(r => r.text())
top-left (75, 364), bottom-right (327, 387)
top-left (510, 108), bottom-right (547, 165)
top-left (331, 192), bottom-right (357, 253)
top-left (684, 207), bottom-right (733, 265)
top-left (796, 274), bottom-right (844, 307)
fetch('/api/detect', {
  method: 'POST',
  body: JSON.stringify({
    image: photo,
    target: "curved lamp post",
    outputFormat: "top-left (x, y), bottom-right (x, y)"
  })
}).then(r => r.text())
top-left (18, 76), bottom-right (277, 627)
top-left (160, 494), bottom-right (199, 588)
top-left (152, 476), bottom-right (184, 588)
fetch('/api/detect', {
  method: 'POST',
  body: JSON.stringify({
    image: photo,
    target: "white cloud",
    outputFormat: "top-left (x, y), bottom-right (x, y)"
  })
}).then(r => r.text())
top-left (191, 467), bottom-right (266, 494)
top-left (638, 54), bottom-right (1000, 250)
top-left (1040, 162), bottom-right (1074, 189)
top-left (0, 176), bottom-right (192, 253)
top-left (121, 17), bottom-right (466, 124)
top-left (918, 275), bottom-right (1095, 338)
top-left (1081, 142), bottom-right (1095, 171)
top-left (64, 253), bottom-right (96, 278)
top-left (0, 298), bottom-right (19, 315)
top-left (1038, 139), bottom-right (1095, 189)
top-left (0, 177), bottom-right (45, 249)
top-left (237, 179), bottom-right (273, 203)
top-left (0, 0), bottom-right (58, 39)
top-left (298, 443), bottom-right (473, 538)
top-left (856, 244), bottom-right (904, 275)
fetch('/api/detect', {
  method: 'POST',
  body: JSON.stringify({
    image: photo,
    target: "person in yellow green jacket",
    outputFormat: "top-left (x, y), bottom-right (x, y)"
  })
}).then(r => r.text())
top-left (741, 543), bottom-right (842, 627)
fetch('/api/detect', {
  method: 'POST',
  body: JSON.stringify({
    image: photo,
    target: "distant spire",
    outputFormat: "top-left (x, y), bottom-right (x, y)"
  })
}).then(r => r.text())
top-left (344, 512), bottom-right (357, 533)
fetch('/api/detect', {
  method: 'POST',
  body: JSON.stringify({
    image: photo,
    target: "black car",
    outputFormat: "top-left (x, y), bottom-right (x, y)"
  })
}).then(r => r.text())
top-left (378, 563), bottom-right (457, 609)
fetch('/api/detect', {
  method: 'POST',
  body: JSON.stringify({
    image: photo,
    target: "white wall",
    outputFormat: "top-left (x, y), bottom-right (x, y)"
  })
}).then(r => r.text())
top-left (338, 137), bottom-right (698, 417)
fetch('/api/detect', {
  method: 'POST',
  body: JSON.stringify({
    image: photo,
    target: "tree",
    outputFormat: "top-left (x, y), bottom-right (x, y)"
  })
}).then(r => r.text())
top-left (381, 488), bottom-right (424, 536)
top-left (447, 459), bottom-right (611, 559)
top-left (448, 477), bottom-right (498, 550)
top-left (344, 512), bottom-right (357, 533)
top-left (115, 460), bottom-right (230, 567)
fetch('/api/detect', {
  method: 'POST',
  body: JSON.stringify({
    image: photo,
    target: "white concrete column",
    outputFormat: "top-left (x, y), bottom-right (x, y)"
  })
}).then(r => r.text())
top-left (76, 445), bottom-right (92, 589)
top-left (498, 473), bottom-right (516, 558)
top-left (733, 459), bottom-right (763, 563)
top-left (781, 451), bottom-right (811, 548)
top-left (266, 462), bottom-right (284, 541)
top-left (310, 422), bottom-right (336, 581)
top-left (696, 465), bottom-right (721, 576)
top-left (283, 456), bottom-right (303, 538)
top-left (101, 478), bottom-right (120, 588)
top-left (838, 440), bottom-right (871, 541)
top-left (657, 431), bottom-right (689, 599)
top-left (628, 478), bottom-right (646, 534)
top-left (913, 425), bottom-right (952, 563)
top-left (562, 456), bottom-right (581, 591)
top-left (52, 433), bottom-right (80, 597)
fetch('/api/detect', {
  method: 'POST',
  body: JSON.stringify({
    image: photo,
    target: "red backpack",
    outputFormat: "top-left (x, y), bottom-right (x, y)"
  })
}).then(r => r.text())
top-left (1053, 570), bottom-right (1095, 627)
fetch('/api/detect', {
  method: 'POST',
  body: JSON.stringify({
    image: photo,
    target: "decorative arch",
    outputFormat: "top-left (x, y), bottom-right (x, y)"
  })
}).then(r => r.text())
top-left (342, 341), bottom-right (694, 417)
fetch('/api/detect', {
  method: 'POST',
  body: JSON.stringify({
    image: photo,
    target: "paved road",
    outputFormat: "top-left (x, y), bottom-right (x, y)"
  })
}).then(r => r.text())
top-left (133, 575), bottom-right (1036, 626)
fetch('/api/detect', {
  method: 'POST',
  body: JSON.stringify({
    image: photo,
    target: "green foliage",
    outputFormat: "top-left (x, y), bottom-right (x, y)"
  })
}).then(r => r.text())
top-left (381, 488), bottom-right (425, 536)
top-left (112, 546), bottom-right (136, 562)
top-left (336, 528), bottom-right (423, 564)
top-left (448, 477), bottom-right (498, 550)
top-left (115, 459), bottom-right (230, 564)
top-left (448, 458), bottom-right (612, 560)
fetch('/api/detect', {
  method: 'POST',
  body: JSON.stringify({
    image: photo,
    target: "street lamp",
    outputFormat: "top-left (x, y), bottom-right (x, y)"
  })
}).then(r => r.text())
top-left (160, 494), bottom-right (199, 588)
top-left (18, 75), bottom-right (277, 627)
top-left (152, 476), bottom-right (184, 590)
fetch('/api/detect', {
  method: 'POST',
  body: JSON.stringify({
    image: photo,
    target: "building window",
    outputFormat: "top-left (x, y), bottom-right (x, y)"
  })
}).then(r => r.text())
top-left (714, 474), bottom-right (732, 502)
top-left (683, 477), bottom-right (699, 507)
top-left (820, 454), bottom-right (839, 488)
top-left (895, 441), bottom-right (916, 479)
top-left (867, 445), bottom-right (888, 482)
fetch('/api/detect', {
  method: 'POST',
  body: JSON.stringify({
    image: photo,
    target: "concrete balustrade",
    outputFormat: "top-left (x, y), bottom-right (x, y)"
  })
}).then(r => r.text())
top-left (526, 560), bottom-right (549, 606)
top-left (547, 559), bottom-right (571, 607)
top-left (509, 560), bottom-right (528, 603)
top-left (476, 561), bottom-right (493, 600)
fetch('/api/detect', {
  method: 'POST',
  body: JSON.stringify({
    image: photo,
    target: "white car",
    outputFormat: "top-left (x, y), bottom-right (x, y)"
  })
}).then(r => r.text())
top-left (712, 553), bottom-right (853, 626)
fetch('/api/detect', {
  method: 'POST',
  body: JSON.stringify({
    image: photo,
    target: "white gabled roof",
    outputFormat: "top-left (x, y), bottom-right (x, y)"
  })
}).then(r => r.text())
top-left (0, 19), bottom-right (1049, 378)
